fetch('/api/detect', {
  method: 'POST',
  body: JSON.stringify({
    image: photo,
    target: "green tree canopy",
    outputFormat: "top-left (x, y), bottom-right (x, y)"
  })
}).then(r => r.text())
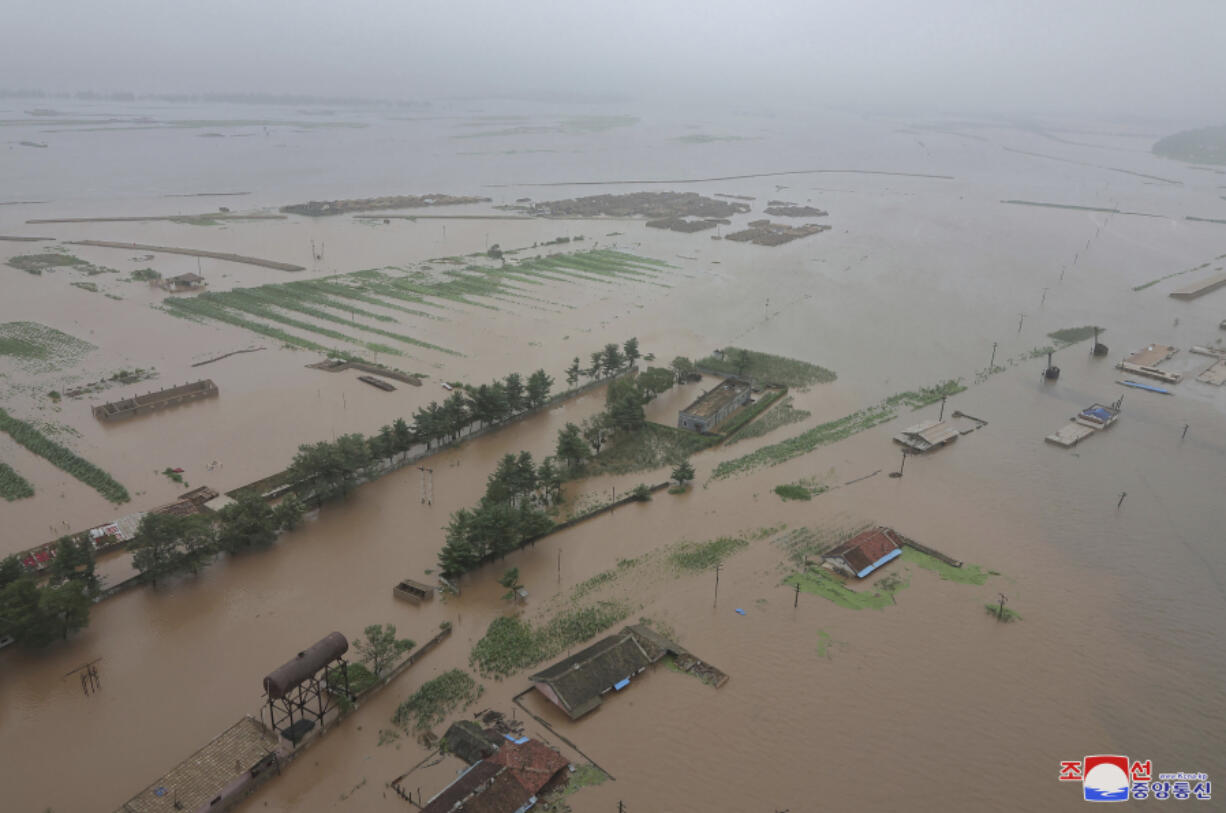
top-left (354, 623), bottom-right (415, 677)
top-left (217, 494), bottom-right (278, 554)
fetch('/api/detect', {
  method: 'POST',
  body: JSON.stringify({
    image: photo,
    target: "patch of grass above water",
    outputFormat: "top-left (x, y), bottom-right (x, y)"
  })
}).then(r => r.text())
top-left (392, 669), bottom-right (482, 731)
top-left (1047, 325), bottom-right (1103, 345)
top-left (669, 535), bottom-right (749, 571)
top-left (698, 347), bottom-right (836, 389)
top-left (7, 252), bottom-right (89, 275)
top-left (985, 604), bottom-right (1023, 622)
top-left (712, 405), bottom-right (895, 478)
top-left (578, 421), bottom-right (717, 479)
top-left (900, 547), bottom-right (990, 584)
top-left (0, 461), bottom-right (35, 500)
top-left (724, 395), bottom-right (810, 445)
top-left (0, 321), bottom-right (96, 371)
top-left (469, 601), bottom-right (631, 679)
top-left (718, 389), bottom-right (785, 439)
top-left (785, 568), bottom-right (902, 610)
top-left (884, 379), bottom-right (967, 410)
top-left (815, 628), bottom-right (833, 658)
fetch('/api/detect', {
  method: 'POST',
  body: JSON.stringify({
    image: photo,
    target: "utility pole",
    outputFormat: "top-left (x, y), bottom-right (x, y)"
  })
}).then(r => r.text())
top-left (1017, 312), bottom-right (1026, 333)
top-left (1117, 491), bottom-right (1127, 509)
top-left (1182, 424), bottom-right (1189, 440)
top-left (938, 395), bottom-right (947, 421)
top-left (1041, 287), bottom-right (1049, 306)
top-left (898, 450), bottom-right (907, 477)
top-left (794, 582), bottom-right (800, 608)
top-left (995, 593), bottom-right (1007, 621)
top-left (418, 466), bottom-right (433, 505)
top-left (713, 563), bottom-right (721, 608)
top-left (557, 549), bottom-right (561, 583)
top-left (989, 341), bottom-right (998, 371)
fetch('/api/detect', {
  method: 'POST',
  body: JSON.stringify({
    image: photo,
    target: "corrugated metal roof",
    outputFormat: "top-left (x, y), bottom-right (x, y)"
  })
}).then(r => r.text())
top-left (824, 527), bottom-right (902, 577)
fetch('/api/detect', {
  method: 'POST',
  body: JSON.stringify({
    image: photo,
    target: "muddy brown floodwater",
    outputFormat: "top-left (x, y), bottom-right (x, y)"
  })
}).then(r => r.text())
top-left (1, 101), bottom-right (1224, 813)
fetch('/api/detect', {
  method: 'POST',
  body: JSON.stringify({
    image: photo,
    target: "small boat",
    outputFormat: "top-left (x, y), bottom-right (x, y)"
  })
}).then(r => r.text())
top-left (1117, 379), bottom-right (1172, 395)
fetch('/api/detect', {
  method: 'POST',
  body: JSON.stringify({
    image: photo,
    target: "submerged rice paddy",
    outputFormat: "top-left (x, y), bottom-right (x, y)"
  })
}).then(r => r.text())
top-left (162, 249), bottom-right (670, 358)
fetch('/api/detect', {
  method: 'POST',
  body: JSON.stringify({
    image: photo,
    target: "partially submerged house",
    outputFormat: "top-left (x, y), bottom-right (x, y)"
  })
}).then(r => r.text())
top-left (529, 631), bottom-right (652, 720)
top-left (822, 527), bottom-right (903, 579)
top-left (893, 419), bottom-right (958, 453)
top-left (421, 737), bottom-right (569, 813)
top-left (162, 272), bottom-right (206, 292)
top-left (677, 378), bottom-right (752, 433)
top-left (488, 738), bottom-right (570, 798)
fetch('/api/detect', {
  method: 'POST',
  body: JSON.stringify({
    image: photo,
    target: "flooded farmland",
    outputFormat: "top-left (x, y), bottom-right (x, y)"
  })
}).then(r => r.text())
top-left (1, 96), bottom-right (1225, 813)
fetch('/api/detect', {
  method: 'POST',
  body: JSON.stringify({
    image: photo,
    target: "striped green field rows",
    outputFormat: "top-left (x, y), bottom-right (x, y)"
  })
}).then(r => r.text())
top-left (0, 408), bottom-right (129, 503)
top-left (162, 250), bottom-right (671, 356)
top-left (0, 461), bottom-right (35, 500)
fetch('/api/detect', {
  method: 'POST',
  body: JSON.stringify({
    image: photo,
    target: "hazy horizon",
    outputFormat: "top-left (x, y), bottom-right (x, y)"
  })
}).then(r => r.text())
top-left (4, 0), bottom-right (1225, 122)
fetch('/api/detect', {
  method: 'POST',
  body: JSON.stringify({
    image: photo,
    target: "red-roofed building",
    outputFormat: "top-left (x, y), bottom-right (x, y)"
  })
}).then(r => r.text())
top-left (488, 739), bottom-right (570, 797)
top-left (420, 738), bottom-right (569, 813)
top-left (823, 527), bottom-right (902, 579)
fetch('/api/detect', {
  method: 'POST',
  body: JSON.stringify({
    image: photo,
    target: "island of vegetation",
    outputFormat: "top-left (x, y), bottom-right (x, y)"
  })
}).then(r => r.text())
top-left (1152, 125), bottom-right (1226, 165)
top-left (725, 219), bottom-right (831, 246)
top-left (645, 217), bottom-right (729, 233)
top-left (530, 192), bottom-right (750, 220)
top-left (763, 201), bottom-right (828, 217)
top-left (280, 193), bottom-right (491, 217)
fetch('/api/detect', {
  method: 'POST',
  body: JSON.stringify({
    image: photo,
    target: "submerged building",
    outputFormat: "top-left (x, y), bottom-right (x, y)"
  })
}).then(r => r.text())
top-left (823, 527), bottom-right (903, 579)
top-left (529, 631), bottom-right (653, 720)
top-left (677, 378), bottom-right (752, 433)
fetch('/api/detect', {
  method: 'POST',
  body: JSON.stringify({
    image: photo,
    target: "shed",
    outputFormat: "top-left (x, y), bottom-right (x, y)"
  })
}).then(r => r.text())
top-left (893, 419), bottom-right (959, 452)
top-left (167, 272), bottom-right (205, 290)
top-left (529, 632), bottom-right (652, 719)
top-left (822, 527), bottom-right (903, 579)
top-left (443, 721), bottom-right (501, 765)
top-left (677, 378), bottom-right (752, 433)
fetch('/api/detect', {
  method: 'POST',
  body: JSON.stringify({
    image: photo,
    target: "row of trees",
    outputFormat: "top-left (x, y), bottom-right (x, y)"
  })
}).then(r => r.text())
top-left (437, 450), bottom-right (560, 577)
top-left (0, 536), bottom-right (99, 648)
top-left (564, 338), bottom-right (641, 386)
top-left (553, 367), bottom-right (677, 473)
top-left (286, 368), bottom-right (560, 503)
top-left (129, 494), bottom-right (305, 585)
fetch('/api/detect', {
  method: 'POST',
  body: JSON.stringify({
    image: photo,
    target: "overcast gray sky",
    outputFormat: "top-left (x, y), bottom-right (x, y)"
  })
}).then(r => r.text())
top-left (5, 0), bottom-right (1224, 118)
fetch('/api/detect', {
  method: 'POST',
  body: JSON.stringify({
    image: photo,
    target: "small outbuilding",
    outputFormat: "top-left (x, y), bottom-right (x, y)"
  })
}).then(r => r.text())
top-left (443, 721), bottom-right (501, 765)
top-left (529, 632), bottom-right (652, 720)
top-left (822, 527), bottom-right (903, 579)
top-left (163, 272), bottom-right (206, 292)
top-left (677, 378), bottom-right (752, 433)
top-left (893, 419), bottom-right (959, 453)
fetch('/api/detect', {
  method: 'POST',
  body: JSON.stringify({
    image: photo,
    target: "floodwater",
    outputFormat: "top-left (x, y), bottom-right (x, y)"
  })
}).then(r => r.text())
top-left (1, 100), bottom-right (1224, 812)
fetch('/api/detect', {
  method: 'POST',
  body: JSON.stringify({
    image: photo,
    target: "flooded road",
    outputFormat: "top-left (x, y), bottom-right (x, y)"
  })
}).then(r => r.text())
top-left (1, 101), bottom-right (1224, 812)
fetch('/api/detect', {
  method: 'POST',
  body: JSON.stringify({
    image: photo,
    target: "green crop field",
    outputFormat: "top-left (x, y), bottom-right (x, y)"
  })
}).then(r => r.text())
top-left (163, 249), bottom-right (669, 356)
top-left (0, 408), bottom-right (129, 502)
top-left (698, 347), bottom-right (836, 388)
top-left (0, 461), bottom-right (35, 500)
top-left (0, 321), bottom-right (97, 372)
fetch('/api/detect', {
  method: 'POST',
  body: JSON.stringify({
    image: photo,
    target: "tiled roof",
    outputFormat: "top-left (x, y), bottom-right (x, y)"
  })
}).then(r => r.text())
top-left (421, 762), bottom-right (502, 813)
top-left (530, 633), bottom-right (651, 719)
top-left (489, 739), bottom-right (569, 795)
top-left (825, 527), bottom-right (901, 574)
